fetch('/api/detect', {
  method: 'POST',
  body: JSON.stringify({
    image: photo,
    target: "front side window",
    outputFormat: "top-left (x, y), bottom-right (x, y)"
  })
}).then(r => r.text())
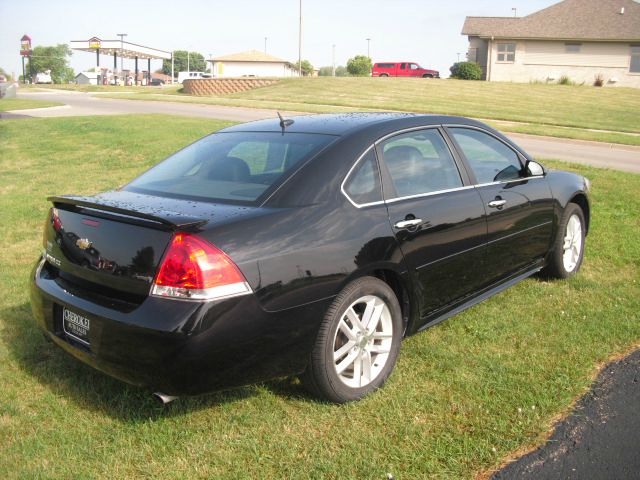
top-left (343, 149), bottom-right (382, 205)
top-left (380, 129), bottom-right (462, 198)
top-left (125, 132), bottom-right (335, 204)
top-left (410, 63), bottom-right (419, 70)
top-left (497, 43), bottom-right (516, 62)
top-left (448, 128), bottom-right (523, 184)
top-left (631, 46), bottom-right (640, 73)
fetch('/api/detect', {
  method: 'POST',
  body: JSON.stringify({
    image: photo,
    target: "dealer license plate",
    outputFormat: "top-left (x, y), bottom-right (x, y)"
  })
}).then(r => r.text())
top-left (63, 308), bottom-right (91, 345)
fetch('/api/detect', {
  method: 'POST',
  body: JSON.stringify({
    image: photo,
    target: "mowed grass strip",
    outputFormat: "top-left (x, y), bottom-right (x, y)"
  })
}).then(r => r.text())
top-left (0, 115), bottom-right (638, 479)
top-left (95, 77), bottom-right (640, 145)
top-left (231, 77), bottom-right (640, 133)
top-left (0, 97), bottom-right (64, 111)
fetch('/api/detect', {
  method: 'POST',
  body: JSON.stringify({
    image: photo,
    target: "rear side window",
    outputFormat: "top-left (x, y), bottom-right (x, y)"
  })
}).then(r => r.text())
top-left (376, 63), bottom-right (395, 69)
top-left (125, 132), bottom-right (335, 204)
top-left (343, 149), bottom-right (382, 206)
top-left (448, 128), bottom-right (523, 183)
top-left (380, 129), bottom-right (462, 198)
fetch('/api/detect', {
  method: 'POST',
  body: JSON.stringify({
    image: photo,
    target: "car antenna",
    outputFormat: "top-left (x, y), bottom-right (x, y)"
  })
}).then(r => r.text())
top-left (277, 112), bottom-right (294, 131)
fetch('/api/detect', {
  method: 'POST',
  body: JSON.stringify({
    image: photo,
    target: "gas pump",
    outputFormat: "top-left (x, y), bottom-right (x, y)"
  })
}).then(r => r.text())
top-left (101, 68), bottom-right (109, 85)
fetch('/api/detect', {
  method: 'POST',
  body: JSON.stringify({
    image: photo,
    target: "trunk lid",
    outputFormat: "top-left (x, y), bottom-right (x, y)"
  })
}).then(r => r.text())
top-left (45, 191), bottom-right (259, 297)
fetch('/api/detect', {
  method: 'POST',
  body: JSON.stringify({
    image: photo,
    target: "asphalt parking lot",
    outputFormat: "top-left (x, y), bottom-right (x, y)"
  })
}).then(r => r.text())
top-left (493, 348), bottom-right (640, 480)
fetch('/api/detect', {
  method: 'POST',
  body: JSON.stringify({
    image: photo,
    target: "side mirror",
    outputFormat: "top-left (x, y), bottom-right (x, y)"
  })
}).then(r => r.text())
top-left (525, 160), bottom-right (545, 177)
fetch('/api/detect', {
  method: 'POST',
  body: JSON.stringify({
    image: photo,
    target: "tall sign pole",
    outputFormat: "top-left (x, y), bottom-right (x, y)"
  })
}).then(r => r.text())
top-left (298, 0), bottom-right (302, 76)
top-left (20, 34), bottom-right (32, 84)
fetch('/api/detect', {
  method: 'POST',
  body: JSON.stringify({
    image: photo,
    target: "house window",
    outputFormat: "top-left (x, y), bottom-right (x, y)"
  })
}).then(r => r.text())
top-left (497, 43), bottom-right (516, 63)
top-left (565, 43), bottom-right (581, 53)
top-left (631, 46), bottom-right (640, 73)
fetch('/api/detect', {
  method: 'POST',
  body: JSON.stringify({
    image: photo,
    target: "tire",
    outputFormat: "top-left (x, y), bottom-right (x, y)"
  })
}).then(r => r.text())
top-left (542, 203), bottom-right (586, 279)
top-left (422, 74), bottom-right (433, 78)
top-left (379, 73), bottom-right (389, 77)
top-left (301, 276), bottom-right (402, 403)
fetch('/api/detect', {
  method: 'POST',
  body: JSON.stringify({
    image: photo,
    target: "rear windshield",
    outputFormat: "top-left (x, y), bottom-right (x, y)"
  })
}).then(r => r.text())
top-left (125, 131), bottom-right (336, 204)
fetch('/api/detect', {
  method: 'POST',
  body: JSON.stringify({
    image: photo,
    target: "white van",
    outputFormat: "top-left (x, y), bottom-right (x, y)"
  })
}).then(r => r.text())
top-left (177, 71), bottom-right (212, 83)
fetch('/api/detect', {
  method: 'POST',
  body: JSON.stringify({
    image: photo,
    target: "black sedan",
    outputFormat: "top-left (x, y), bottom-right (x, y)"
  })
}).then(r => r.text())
top-left (30, 113), bottom-right (590, 403)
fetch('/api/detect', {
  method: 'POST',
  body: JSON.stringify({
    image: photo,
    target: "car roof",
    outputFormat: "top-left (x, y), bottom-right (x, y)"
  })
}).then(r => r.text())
top-left (220, 112), bottom-right (485, 137)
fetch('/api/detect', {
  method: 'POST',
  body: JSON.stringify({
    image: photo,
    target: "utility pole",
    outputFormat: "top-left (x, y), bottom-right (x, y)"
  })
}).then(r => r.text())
top-left (366, 38), bottom-right (371, 58)
top-left (117, 33), bottom-right (127, 74)
top-left (264, 37), bottom-right (267, 54)
top-left (298, 0), bottom-right (302, 76)
top-left (187, 51), bottom-right (190, 73)
top-left (171, 52), bottom-right (174, 84)
top-left (512, 7), bottom-right (517, 17)
top-left (457, 52), bottom-right (461, 62)
top-left (332, 44), bottom-right (336, 76)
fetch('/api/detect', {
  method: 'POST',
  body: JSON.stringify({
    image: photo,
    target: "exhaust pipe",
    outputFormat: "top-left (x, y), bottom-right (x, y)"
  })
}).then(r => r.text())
top-left (153, 392), bottom-right (178, 405)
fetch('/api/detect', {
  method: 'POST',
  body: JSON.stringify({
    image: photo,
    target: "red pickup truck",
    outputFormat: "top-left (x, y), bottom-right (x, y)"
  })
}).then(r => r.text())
top-left (372, 62), bottom-right (439, 78)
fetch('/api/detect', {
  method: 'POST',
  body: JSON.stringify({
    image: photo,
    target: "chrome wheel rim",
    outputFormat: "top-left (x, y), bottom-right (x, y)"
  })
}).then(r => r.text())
top-left (562, 214), bottom-right (582, 272)
top-left (332, 295), bottom-right (393, 388)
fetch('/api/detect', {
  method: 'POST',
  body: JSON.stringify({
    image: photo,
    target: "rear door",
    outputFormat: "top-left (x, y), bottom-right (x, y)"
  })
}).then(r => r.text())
top-left (445, 126), bottom-right (554, 282)
top-left (377, 127), bottom-right (487, 323)
top-left (398, 63), bottom-right (407, 77)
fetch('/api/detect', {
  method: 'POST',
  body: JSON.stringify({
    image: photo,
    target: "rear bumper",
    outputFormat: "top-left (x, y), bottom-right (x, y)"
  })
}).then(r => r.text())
top-left (30, 257), bottom-right (330, 395)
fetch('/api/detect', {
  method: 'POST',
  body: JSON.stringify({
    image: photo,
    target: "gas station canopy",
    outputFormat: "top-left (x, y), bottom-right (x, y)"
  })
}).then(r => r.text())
top-left (70, 38), bottom-right (171, 60)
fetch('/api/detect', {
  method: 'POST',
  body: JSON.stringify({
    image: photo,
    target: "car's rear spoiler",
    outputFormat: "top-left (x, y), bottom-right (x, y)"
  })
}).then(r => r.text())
top-left (48, 195), bottom-right (208, 231)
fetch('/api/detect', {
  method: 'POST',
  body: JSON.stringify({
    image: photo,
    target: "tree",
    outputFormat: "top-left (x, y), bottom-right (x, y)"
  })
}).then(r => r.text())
top-left (346, 55), bottom-right (372, 76)
top-left (335, 66), bottom-right (349, 77)
top-left (26, 44), bottom-right (73, 84)
top-left (318, 65), bottom-right (349, 77)
top-left (162, 51), bottom-right (207, 76)
top-left (292, 59), bottom-right (314, 76)
top-left (0, 67), bottom-right (12, 81)
top-left (449, 61), bottom-right (482, 80)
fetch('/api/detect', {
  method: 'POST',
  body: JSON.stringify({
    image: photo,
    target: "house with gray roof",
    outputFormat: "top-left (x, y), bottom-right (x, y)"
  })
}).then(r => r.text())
top-left (208, 50), bottom-right (300, 78)
top-left (461, 0), bottom-right (640, 87)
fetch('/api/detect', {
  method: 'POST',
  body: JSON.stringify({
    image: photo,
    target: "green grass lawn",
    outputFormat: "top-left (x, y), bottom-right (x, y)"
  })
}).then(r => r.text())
top-left (0, 115), bottom-right (638, 479)
top-left (0, 97), bottom-right (64, 111)
top-left (93, 77), bottom-right (640, 145)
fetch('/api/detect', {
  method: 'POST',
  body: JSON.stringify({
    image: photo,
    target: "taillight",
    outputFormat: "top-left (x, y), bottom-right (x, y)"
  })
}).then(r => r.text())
top-left (151, 233), bottom-right (251, 301)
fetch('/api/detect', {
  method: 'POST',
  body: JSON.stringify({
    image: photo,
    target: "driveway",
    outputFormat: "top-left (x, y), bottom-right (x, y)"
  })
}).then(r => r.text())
top-left (5, 89), bottom-right (640, 173)
top-left (492, 348), bottom-right (640, 480)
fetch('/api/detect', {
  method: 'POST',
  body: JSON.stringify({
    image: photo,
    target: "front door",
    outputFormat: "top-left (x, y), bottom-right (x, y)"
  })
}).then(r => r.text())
top-left (378, 127), bottom-right (487, 324)
top-left (446, 126), bottom-right (554, 283)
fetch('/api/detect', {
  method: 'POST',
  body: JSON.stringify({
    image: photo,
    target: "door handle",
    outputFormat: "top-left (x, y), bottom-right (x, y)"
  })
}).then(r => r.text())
top-left (488, 200), bottom-right (506, 208)
top-left (394, 218), bottom-right (422, 229)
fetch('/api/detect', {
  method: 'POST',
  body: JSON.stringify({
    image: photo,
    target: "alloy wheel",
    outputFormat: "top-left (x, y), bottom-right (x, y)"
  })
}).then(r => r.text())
top-left (562, 214), bottom-right (583, 272)
top-left (332, 295), bottom-right (393, 388)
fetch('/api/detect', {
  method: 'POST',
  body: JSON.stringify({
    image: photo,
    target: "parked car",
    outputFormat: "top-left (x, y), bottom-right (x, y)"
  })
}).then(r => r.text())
top-left (31, 113), bottom-right (589, 403)
top-left (372, 62), bottom-right (439, 78)
top-left (177, 71), bottom-right (212, 83)
top-left (150, 78), bottom-right (165, 86)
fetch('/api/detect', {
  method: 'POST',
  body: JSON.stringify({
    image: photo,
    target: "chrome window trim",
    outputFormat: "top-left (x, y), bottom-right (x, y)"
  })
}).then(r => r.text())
top-left (444, 123), bottom-right (528, 161)
top-left (374, 125), bottom-right (442, 146)
top-left (340, 145), bottom-right (386, 209)
top-left (341, 124), bottom-right (545, 210)
top-left (384, 185), bottom-right (476, 205)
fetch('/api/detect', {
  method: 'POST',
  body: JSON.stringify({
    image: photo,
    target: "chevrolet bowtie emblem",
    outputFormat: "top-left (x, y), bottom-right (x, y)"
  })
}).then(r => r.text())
top-left (76, 238), bottom-right (92, 250)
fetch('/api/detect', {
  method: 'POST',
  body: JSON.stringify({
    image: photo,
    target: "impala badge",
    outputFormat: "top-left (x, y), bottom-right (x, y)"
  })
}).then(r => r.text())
top-left (76, 238), bottom-right (92, 250)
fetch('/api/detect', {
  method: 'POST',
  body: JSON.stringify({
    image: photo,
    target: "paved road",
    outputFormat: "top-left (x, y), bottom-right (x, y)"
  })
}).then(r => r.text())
top-left (493, 349), bottom-right (640, 480)
top-left (5, 89), bottom-right (640, 173)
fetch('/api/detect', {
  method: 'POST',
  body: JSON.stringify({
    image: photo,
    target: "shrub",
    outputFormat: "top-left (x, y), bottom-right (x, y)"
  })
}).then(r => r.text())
top-left (594, 74), bottom-right (604, 87)
top-left (558, 75), bottom-right (574, 85)
top-left (346, 55), bottom-right (373, 76)
top-left (449, 62), bottom-right (482, 80)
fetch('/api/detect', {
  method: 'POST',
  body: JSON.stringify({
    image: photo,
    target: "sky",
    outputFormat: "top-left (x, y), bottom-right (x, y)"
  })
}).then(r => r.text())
top-left (0, 0), bottom-right (560, 78)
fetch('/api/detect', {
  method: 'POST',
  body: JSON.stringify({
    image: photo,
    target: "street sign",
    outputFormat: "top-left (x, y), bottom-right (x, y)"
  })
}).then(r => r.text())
top-left (20, 34), bottom-right (31, 56)
top-left (89, 37), bottom-right (101, 49)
